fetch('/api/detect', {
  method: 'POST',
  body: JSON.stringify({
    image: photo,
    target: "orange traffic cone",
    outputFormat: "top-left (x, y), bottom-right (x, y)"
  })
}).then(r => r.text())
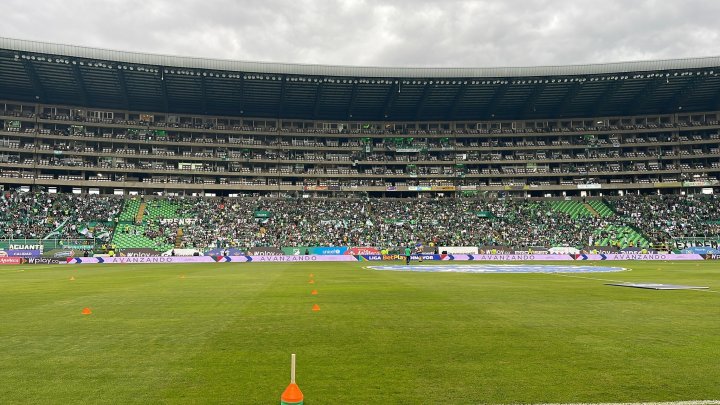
top-left (312, 304), bottom-right (320, 312)
top-left (311, 290), bottom-right (318, 295)
top-left (280, 354), bottom-right (304, 405)
top-left (81, 307), bottom-right (92, 315)
top-left (308, 279), bottom-right (315, 284)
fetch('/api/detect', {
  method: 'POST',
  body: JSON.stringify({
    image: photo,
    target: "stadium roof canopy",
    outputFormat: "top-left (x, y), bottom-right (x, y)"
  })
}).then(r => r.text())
top-left (4, 37), bottom-right (720, 121)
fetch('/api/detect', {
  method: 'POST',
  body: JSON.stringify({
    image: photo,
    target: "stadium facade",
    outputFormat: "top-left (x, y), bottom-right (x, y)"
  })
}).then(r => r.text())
top-left (1, 37), bottom-right (720, 198)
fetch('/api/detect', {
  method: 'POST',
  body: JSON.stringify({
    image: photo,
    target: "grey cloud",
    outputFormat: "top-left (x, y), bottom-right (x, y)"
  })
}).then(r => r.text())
top-left (3, 0), bottom-right (720, 68)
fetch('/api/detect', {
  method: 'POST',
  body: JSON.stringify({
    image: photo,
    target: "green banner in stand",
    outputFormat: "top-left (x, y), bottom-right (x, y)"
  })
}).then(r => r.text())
top-left (60, 244), bottom-right (94, 250)
top-left (0, 238), bottom-right (95, 253)
top-left (477, 211), bottom-right (495, 218)
top-left (254, 211), bottom-right (272, 218)
top-left (282, 247), bottom-right (311, 255)
top-left (154, 130), bottom-right (167, 137)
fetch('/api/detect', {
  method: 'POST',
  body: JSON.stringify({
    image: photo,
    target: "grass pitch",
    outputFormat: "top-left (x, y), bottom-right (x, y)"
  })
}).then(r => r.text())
top-left (1, 261), bottom-right (719, 404)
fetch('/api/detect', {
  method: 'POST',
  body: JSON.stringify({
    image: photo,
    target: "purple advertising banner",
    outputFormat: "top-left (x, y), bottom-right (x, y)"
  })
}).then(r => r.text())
top-left (3, 249), bottom-right (42, 257)
top-left (582, 253), bottom-right (703, 261)
top-left (67, 255), bottom-right (360, 264)
top-left (448, 254), bottom-right (575, 261)
top-left (360, 253), bottom-right (704, 261)
top-left (464, 253), bottom-right (702, 261)
top-left (217, 255), bottom-right (359, 263)
top-left (65, 253), bottom-right (704, 265)
top-left (68, 256), bottom-right (217, 264)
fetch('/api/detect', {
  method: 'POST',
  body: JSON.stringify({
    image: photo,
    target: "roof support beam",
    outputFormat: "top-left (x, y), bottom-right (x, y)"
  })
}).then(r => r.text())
top-left (382, 81), bottom-right (400, 119)
top-left (312, 82), bottom-right (325, 119)
top-left (278, 76), bottom-right (287, 117)
top-left (71, 64), bottom-right (89, 106)
top-left (519, 83), bottom-right (546, 118)
top-left (446, 82), bottom-right (468, 120)
top-left (554, 81), bottom-right (583, 117)
top-left (590, 79), bottom-right (623, 116)
top-left (346, 81), bottom-right (359, 119)
top-left (483, 82), bottom-right (509, 119)
top-left (159, 67), bottom-right (169, 113)
top-left (414, 82), bottom-right (433, 120)
top-left (21, 59), bottom-right (46, 103)
top-left (116, 69), bottom-right (130, 110)
top-left (627, 78), bottom-right (664, 115)
top-left (238, 75), bottom-right (245, 115)
top-left (200, 75), bottom-right (208, 114)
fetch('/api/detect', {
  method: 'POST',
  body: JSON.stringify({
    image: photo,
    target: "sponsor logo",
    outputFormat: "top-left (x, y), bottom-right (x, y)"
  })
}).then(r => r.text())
top-left (2, 250), bottom-right (42, 257)
top-left (610, 254), bottom-right (669, 260)
top-left (111, 257), bottom-right (174, 263)
top-left (118, 249), bottom-right (164, 257)
top-left (253, 255), bottom-right (319, 262)
top-left (512, 250), bottom-right (550, 255)
top-left (0, 257), bottom-right (25, 265)
top-left (474, 254), bottom-right (536, 261)
top-left (440, 246), bottom-right (479, 255)
top-left (411, 254), bottom-right (437, 260)
top-left (247, 248), bottom-right (284, 256)
top-left (346, 247), bottom-right (381, 255)
top-left (51, 250), bottom-right (76, 258)
top-left (315, 248), bottom-right (344, 255)
top-left (28, 258), bottom-right (63, 264)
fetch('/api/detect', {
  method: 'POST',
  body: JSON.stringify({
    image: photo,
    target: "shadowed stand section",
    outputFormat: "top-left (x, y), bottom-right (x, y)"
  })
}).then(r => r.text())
top-left (280, 354), bottom-right (303, 405)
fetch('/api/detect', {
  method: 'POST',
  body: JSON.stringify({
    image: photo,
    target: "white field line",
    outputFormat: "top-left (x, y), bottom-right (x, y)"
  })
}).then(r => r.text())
top-left (527, 401), bottom-right (720, 405)
top-left (549, 273), bottom-right (720, 294)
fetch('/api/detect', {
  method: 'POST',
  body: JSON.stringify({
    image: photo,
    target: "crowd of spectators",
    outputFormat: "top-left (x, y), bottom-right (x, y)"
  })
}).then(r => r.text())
top-left (2, 192), bottom-right (719, 250)
top-left (0, 192), bottom-right (123, 242)
top-left (168, 197), bottom-right (662, 249)
top-left (608, 194), bottom-right (720, 242)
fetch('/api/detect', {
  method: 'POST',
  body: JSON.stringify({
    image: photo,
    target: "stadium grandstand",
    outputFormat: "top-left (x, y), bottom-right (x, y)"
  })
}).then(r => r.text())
top-left (1, 37), bottom-right (720, 253)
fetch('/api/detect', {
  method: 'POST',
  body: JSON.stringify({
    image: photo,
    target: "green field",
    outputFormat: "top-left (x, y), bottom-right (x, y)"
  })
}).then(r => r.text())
top-left (1, 261), bottom-right (719, 404)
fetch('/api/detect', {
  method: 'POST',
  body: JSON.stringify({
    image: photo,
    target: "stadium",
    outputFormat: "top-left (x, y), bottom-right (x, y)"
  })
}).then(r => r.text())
top-left (1, 36), bottom-right (720, 404)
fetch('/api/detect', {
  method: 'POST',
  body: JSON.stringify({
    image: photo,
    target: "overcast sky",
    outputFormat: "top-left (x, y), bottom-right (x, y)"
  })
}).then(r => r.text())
top-left (3, 0), bottom-right (720, 68)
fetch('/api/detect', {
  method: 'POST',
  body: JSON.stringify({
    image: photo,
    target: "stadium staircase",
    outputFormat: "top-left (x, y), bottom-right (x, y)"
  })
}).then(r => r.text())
top-left (583, 203), bottom-right (600, 217)
top-left (175, 229), bottom-right (183, 248)
top-left (551, 200), bottom-right (650, 248)
top-left (110, 199), bottom-right (180, 252)
top-left (595, 224), bottom-right (650, 248)
top-left (550, 201), bottom-right (593, 218)
top-left (135, 202), bottom-right (147, 223)
top-left (586, 200), bottom-right (614, 217)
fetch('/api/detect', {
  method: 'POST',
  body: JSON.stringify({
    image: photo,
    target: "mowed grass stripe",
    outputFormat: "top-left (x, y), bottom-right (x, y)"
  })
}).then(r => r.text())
top-left (365, 264), bottom-right (720, 403)
top-left (0, 263), bottom-right (284, 404)
top-left (0, 261), bottom-right (719, 404)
